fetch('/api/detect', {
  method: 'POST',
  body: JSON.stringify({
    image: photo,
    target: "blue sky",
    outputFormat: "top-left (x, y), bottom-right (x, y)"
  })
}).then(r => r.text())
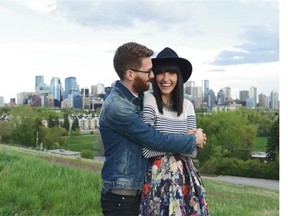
top-left (0, 0), bottom-right (280, 102)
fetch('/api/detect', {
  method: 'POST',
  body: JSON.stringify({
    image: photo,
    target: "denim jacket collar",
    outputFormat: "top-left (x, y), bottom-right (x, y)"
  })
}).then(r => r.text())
top-left (114, 80), bottom-right (144, 111)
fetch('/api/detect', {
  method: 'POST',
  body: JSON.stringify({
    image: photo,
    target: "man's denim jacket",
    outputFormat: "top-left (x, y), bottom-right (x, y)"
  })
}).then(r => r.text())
top-left (99, 81), bottom-right (196, 190)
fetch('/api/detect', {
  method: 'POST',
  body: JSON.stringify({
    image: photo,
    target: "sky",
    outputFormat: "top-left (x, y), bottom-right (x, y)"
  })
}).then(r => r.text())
top-left (0, 0), bottom-right (281, 103)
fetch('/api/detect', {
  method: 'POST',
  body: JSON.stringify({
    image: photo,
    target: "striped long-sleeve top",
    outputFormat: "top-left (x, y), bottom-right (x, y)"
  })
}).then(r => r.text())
top-left (142, 92), bottom-right (198, 158)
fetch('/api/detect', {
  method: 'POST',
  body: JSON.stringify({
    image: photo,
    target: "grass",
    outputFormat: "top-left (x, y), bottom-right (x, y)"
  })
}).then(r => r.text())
top-left (64, 134), bottom-right (96, 151)
top-left (255, 136), bottom-right (269, 152)
top-left (205, 180), bottom-right (279, 215)
top-left (0, 144), bottom-right (279, 216)
top-left (64, 133), bottom-right (268, 158)
top-left (64, 132), bottom-right (104, 155)
top-left (0, 144), bottom-right (103, 216)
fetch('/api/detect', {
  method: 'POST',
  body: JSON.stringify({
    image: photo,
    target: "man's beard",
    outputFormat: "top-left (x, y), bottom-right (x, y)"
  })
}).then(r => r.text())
top-left (133, 76), bottom-right (150, 94)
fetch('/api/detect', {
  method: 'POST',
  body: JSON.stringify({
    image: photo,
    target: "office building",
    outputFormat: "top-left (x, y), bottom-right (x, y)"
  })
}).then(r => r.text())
top-left (50, 77), bottom-right (62, 107)
top-left (270, 90), bottom-right (279, 110)
top-left (202, 80), bottom-right (209, 102)
top-left (249, 86), bottom-right (257, 106)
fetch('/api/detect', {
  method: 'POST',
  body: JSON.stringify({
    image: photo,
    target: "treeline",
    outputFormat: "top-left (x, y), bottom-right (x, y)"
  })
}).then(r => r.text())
top-left (0, 106), bottom-right (279, 179)
top-left (196, 107), bottom-right (279, 180)
top-left (0, 107), bottom-right (99, 150)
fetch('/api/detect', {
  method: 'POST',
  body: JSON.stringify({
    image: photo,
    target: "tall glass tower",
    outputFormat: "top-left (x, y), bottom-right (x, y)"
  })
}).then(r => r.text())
top-left (270, 90), bottom-right (279, 110)
top-left (249, 86), bottom-right (257, 106)
top-left (35, 75), bottom-right (44, 92)
top-left (50, 77), bottom-right (62, 107)
top-left (64, 77), bottom-right (79, 99)
top-left (202, 80), bottom-right (209, 102)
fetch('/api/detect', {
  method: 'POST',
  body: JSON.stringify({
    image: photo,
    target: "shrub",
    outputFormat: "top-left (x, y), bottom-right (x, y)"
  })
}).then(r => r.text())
top-left (200, 157), bottom-right (218, 174)
top-left (200, 156), bottom-right (279, 180)
top-left (81, 150), bottom-right (94, 159)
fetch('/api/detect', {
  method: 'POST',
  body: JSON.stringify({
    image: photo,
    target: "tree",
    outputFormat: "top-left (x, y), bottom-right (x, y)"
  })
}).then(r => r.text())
top-left (71, 117), bottom-right (79, 131)
top-left (42, 127), bottom-right (67, 149)
top-left (9, 106), bottom-right (38, 147)
top-left (266, 114), bottom-right (279, 161)
top-left (48, 116), bottom-right (59, 128)
top-left (63, 114), bottom-right (70, 131)
top-left (196, 109), bottom-right (257, 162)
top-left (237, 107), bottom-right (275, 136)
top-left (0, 121), bottom-right (13, 143)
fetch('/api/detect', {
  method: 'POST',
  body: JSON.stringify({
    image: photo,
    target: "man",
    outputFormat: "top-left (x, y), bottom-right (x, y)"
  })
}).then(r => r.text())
top-left (99, 42), bottom-right (206, 216)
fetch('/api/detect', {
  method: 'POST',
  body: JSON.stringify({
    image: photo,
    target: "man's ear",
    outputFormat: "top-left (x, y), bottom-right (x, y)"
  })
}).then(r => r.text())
top-left (125, 69), bottom-right (134, 81)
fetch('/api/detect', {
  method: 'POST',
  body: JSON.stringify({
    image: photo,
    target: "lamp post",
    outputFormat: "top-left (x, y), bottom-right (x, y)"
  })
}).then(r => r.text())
top-left (36, 131), bottom-right (39, 149)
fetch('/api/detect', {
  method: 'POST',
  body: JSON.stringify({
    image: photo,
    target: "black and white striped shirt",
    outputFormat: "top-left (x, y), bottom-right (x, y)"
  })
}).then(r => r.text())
top-left (142, 92), bottom-right (197, 158)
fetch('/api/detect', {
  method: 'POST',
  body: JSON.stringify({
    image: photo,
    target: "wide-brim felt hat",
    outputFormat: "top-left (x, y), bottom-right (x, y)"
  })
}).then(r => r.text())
top-left (152, 47), bottom-right (192, 83)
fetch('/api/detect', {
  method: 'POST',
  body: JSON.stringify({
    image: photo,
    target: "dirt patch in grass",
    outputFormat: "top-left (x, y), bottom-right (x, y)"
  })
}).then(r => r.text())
top-left (43, 155), bottom-right (103, 172)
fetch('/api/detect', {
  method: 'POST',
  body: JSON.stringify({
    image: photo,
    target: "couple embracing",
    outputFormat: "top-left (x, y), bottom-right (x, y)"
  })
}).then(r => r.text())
top-left (99, 42), bottom-right (209, 216)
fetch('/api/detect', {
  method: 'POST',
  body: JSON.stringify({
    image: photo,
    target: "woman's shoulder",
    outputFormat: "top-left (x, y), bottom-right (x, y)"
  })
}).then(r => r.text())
top-left (183, 98), bottom-right (193, 106)
top-left (144, 92), bottom-right (156, 103)
top-left (144, 91), bottom-right (153, 98)
top-left (183, 98), bottom-right (195, 114)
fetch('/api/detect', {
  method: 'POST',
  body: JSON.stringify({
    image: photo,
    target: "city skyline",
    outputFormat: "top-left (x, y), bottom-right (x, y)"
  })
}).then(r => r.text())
top-left (0, 74), bottom-right (279, 104)
top-left (0, 0), bottom-right (280, 103)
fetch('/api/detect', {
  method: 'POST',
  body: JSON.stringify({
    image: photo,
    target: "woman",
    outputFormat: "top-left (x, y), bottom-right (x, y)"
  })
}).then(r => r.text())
top-left (139, 47), bottom-right (209, 216)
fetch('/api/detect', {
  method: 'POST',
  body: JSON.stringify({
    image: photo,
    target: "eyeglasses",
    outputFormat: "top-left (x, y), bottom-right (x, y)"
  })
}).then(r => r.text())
top-left (130, 68), bottom-right (153, 76)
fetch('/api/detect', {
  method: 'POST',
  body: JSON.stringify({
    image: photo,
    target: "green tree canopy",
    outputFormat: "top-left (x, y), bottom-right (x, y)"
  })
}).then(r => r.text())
top-left (10, 106), bottom-right (38, 146)
top-left (266, 114), bottom-right (279, 161)
top-left (197, 109), bottom-right (257, 162)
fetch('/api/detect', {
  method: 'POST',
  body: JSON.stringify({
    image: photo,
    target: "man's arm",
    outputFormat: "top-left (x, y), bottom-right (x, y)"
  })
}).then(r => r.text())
top-left (106, 102), bottom-right (196, 154)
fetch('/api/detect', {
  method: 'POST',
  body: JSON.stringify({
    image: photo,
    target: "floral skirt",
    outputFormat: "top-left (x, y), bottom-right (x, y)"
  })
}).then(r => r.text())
top-left (139, 154), bottom-right (209, 216)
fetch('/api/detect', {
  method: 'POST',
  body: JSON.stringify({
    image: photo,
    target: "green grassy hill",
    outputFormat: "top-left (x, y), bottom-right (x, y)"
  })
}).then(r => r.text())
top-left (0, 144), bottom-right (279, 216)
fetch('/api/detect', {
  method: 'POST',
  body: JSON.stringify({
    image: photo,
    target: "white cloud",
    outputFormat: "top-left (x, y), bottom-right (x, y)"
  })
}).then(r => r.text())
top-left (0, 0), bottom-right (279, 103)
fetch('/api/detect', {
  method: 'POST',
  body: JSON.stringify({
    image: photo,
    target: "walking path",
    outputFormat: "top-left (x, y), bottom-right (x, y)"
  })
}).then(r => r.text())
top-left (202, 175), bottom-right (279, 191)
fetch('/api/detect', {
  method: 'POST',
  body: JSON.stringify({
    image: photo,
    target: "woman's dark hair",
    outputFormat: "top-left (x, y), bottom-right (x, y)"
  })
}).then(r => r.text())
top-left (152, 62), bottom-right (184, 116)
